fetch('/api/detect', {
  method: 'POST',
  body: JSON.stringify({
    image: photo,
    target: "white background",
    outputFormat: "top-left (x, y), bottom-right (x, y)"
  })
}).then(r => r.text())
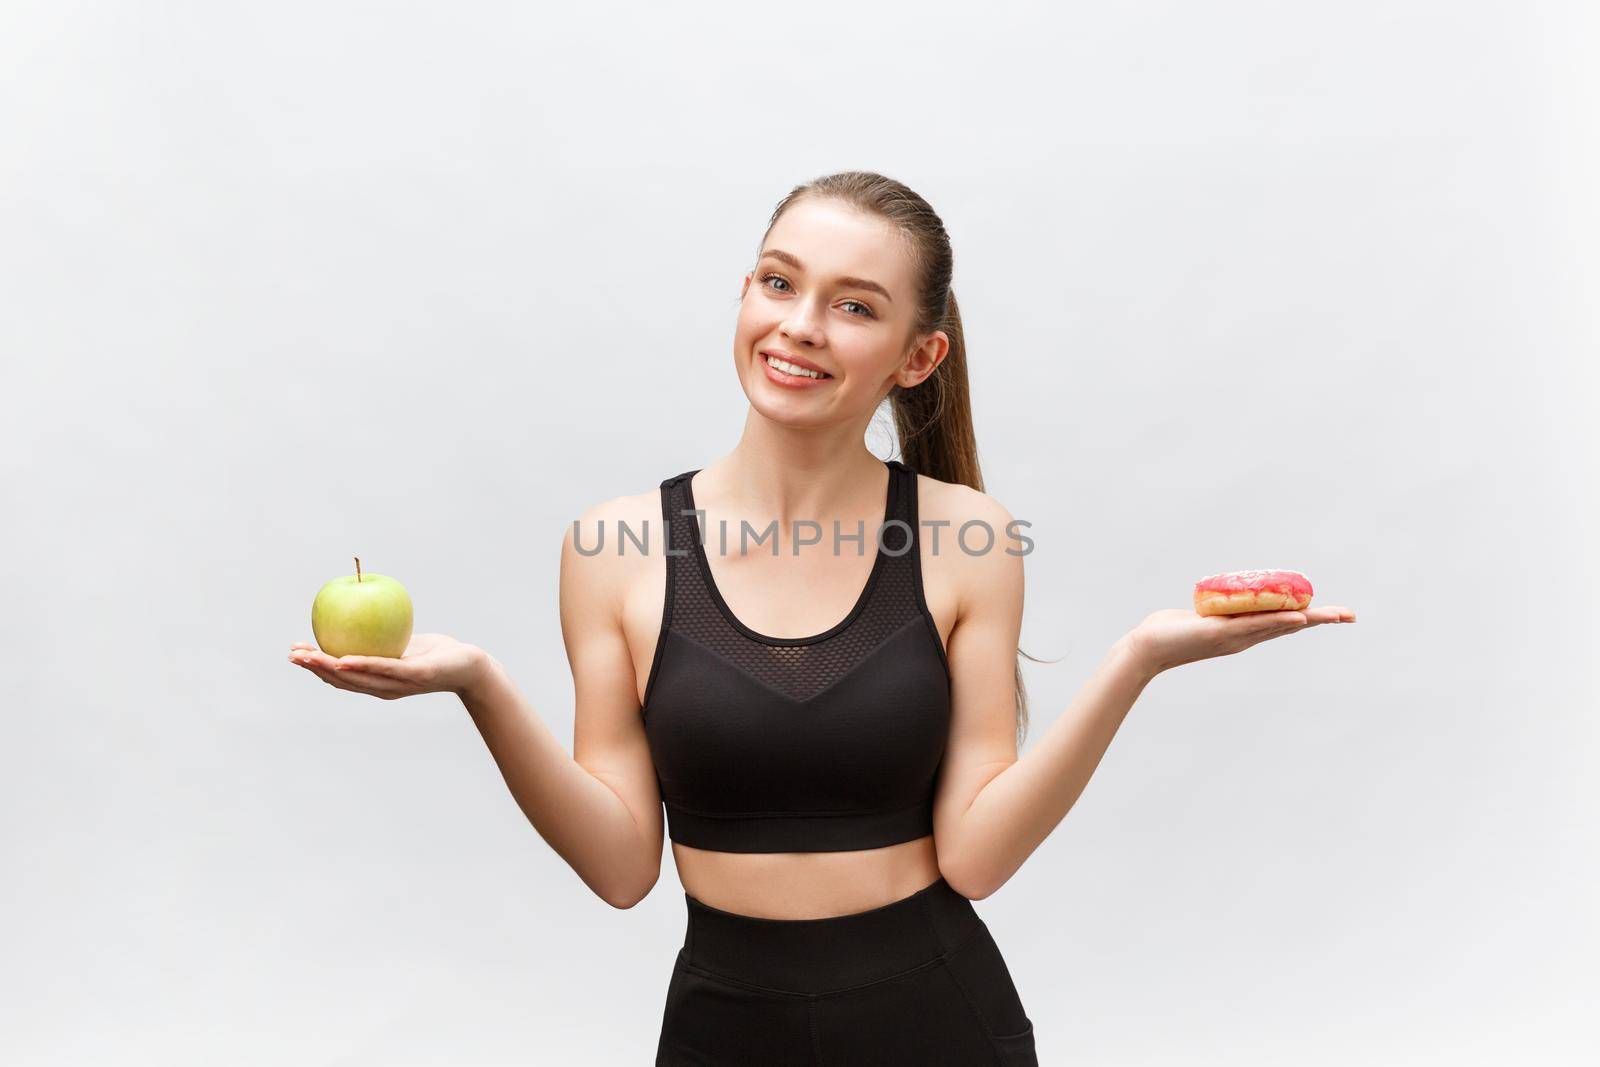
top-left (3, 1), bottom-right (1595, 1063)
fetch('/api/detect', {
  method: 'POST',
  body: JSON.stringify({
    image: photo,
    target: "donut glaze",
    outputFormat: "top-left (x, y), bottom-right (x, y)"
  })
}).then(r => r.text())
top-left (1193, 569), bottom-right (1313, 616)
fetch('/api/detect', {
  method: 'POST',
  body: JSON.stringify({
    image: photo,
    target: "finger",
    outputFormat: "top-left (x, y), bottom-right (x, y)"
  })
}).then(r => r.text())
top-left (1301, 606), bottom-right (1356, 626)
top-left (289, 650), bottom-right (344, 672)
top-left (292, 655), bottom-right (409, 697)
top-left (303, 661), bottom-right (412, 697)
top-left (1226, 610), bottom-right (1305, 635)
top-left (318, 661), bottom-right (414, 694)
top-left (289, 641), bottom-right (316, 651)
top-left (290, 651), bottom-right (424, 693)
top-left (335, 655), bottom-right (430, 684)
top-left (300, 661), bottom-right (369, 694)
top-left (1262, 612), bottom-right (1311, 638)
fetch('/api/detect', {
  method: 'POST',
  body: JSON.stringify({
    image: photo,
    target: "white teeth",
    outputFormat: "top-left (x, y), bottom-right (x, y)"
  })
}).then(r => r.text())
top-left (764, 353), bottom-right (827, 379)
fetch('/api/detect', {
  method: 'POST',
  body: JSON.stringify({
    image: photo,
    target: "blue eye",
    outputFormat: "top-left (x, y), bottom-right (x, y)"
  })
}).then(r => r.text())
top-left (758, 273), bottom-right (875, 319)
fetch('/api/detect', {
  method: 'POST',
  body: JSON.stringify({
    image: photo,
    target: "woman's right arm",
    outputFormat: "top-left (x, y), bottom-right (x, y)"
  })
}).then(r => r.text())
top-left (457, 497), bottom-right (665, 909)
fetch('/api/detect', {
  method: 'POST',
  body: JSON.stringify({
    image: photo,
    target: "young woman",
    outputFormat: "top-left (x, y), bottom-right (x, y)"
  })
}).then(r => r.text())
top-left (289, 170), bottom-right (1356, 1065)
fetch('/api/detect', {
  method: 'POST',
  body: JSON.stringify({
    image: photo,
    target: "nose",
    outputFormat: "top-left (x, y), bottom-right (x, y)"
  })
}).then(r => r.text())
top-left (780, 299), bottom-right (825, 348)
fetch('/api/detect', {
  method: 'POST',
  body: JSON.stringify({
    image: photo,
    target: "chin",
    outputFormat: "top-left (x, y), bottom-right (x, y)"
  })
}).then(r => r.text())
top-left (747, 378), bottom-right (840, 425)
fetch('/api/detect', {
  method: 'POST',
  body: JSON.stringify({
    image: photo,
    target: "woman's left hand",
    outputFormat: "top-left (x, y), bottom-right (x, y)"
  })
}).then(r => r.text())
top-left (1127, 605), bottom-right (1357, 677)
top-left (287, 633), bottom-right (487, 700)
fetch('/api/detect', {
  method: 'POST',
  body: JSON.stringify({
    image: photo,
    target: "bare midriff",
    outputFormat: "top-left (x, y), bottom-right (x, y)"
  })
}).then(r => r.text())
top-left (671, 834), bottom-right (943, 919)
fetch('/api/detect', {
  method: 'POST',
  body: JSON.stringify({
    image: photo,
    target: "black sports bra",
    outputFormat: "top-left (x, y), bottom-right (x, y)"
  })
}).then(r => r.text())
top-left (641, 458), bottom-right (952, 853)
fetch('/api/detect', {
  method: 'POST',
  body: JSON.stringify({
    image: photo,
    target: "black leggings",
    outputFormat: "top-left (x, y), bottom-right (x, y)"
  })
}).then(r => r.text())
top-left (655, 875), bottom-right (1038, 1066)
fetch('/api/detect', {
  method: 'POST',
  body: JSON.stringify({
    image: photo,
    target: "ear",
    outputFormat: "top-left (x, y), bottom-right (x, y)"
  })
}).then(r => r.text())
top-left (900, 330), bottom-right (950, 388)
top-left (740, 272), bottom-right (753, 299)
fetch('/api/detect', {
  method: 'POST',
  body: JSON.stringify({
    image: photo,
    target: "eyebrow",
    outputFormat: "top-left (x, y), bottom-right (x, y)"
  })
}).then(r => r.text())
top-left (758, 249), bottom-right (894, 303)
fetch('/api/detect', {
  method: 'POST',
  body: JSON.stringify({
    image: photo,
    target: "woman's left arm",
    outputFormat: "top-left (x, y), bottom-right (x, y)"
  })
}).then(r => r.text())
top-left (930, 499), bottom-right (1355, 901)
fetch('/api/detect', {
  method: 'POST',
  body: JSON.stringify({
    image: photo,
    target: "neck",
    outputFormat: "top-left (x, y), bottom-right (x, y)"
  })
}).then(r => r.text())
top-left (698, 414), bottom-right (889, 535)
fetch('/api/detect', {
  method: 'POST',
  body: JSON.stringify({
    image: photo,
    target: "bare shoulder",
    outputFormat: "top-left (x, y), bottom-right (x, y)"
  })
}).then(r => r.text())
top-left (911, 470), bottom-right (1023, 556)
top-left (559, 482), bottom-right (669, 615)
top-left (910, 470), bottom-right (1026, 619)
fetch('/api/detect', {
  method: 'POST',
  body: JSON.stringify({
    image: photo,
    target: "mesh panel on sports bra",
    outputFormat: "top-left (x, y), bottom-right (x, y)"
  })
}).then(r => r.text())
top-left (659, 462), bottom-right (922, 704)
top-left (639, 458), bottom-right (954, 854)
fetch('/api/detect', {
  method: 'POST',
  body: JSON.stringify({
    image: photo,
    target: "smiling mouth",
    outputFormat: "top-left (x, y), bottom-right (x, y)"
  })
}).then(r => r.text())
top-left (762, 352), bottom-right (833, 380)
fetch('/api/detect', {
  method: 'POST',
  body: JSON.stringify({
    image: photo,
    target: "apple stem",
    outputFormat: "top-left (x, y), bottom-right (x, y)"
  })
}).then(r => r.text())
top-left (355, 556), bottom-right (362, 583)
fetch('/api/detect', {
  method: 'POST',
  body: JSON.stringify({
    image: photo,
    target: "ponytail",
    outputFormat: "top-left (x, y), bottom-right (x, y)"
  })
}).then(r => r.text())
top-left (887, 289), bottom-right (1034, 748)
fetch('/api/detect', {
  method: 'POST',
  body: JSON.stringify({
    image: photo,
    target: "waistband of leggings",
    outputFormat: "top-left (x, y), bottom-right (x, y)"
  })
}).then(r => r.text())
top-left (680, 875), bottom-right (982, 996)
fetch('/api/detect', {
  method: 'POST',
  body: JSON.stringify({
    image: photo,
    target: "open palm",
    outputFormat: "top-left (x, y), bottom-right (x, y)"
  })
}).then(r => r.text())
top-left (287, 632), bottom-right (484, 700)
top-left (1130, 605), bottom-right (1357, 675)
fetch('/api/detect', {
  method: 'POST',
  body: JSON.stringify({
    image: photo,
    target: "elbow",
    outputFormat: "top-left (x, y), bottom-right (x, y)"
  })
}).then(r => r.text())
top-left (939, 863), bottom-right (999, 902)
top-left (597, 870), bottom-right (660, 910)
top-left (949, 878), bottom-right (997, 902)
top-left (939, 852), bottom-right (1008, 901)
top-left (602, 887), bottom-right (650, 910)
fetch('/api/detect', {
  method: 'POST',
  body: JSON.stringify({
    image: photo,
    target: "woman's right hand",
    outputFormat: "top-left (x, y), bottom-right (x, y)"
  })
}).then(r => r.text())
top-left (287, 633), bottom-right (489, 700)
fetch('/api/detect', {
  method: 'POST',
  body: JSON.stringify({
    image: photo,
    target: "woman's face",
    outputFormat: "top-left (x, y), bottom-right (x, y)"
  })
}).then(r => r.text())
top-left (734, 197), bottom-right (947, 427)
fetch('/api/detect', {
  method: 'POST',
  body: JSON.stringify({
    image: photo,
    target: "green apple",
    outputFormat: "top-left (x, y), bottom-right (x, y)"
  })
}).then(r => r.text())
top-left (311, 557), bottom-right (413, 659)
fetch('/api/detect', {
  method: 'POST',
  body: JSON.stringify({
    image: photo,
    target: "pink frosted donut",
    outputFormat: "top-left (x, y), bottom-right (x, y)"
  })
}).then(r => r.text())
top-left (1193, 569), bottom-right (1313, 617)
